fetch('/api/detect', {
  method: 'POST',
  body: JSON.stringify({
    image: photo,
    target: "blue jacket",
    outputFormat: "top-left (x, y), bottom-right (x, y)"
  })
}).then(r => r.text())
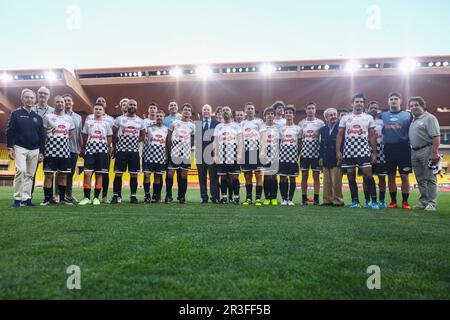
top-left (319, 123), bottom-right (341, 168)
top-left (6, 107), bottom-right (44, 153)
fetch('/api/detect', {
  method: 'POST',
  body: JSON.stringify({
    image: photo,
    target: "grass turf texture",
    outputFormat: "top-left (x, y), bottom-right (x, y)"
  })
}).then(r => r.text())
top-left (0, 187), bottom-right (449, 300)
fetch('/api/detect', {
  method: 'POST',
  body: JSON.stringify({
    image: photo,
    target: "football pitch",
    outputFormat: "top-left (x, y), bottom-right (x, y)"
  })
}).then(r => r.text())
top-left (0, 188), bottom-right (449, 300)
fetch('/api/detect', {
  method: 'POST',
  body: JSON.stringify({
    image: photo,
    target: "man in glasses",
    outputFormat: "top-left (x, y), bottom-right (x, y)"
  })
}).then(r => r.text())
top-left (86, 97), bottom-right (115, 203)
top-left (31, 87), bottom-right (54, 198)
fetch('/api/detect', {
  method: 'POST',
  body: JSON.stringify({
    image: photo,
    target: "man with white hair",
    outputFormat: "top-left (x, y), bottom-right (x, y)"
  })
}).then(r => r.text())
top-left (31, 86), bottom-right (54, 197)
top-left (7, 89), bottom-right (44, 208)
top-left (319, 108), bottom-right (344, 206)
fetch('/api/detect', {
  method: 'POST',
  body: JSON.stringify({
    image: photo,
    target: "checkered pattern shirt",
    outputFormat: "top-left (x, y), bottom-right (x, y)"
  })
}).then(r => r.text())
top-left (43, 114), bottom-right (75, 158)
top-left (144, 125), bottom-right (168, 164)
top-left (142, 118), bottom-right (157, 160)
top-left (339, 113), bottom-right (375, 159)
top-left (265, 125), bottom-right (280, 163)
top-left (215, 122), bottom-right (242, 164)
top-left (299, 118), bottom-right (325, 158)
top-left (279, 125), bottom-right (302, 163)
top-left (82, 119), bottom-right (112, 155)
top-left (240, 118), bottom-right (266, 152)
top-left (114, 115), bottom-right (145, 152)
top-left (169, 119), bottom-right (195, 161)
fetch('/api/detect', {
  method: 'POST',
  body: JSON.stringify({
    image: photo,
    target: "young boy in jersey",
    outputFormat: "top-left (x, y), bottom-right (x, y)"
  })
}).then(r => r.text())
top-left (143, 110), bottom-right (168, 203)
top-left (241, 102), bottom-right (267, 206)
top-left (213, 106), bottom-right (243, 205)
top-left (336, 94), bottom-right (379, 210)
top-left (111, 99), bottom-right (145, 204)
top-left (166, 103), bottom-right (195, 204)
top-left (299, 102), bottom-right (325, 205)
top-left (41, 96), bottom-right (75, 206)
top-left (79, 103), bottom-right (113, 205)
top-left (142, 102), bottom-right (158, 203)
top-left (278, 106), bottom-right (302, 206)
top-left (261, 107), bottom-right (280, 205)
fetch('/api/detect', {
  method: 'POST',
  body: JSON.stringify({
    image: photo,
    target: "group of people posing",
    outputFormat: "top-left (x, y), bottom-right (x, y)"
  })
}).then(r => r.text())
top-left (6, 87), bottom-right (441, 211)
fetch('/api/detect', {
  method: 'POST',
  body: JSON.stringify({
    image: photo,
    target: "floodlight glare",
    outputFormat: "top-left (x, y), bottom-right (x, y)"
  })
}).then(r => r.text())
top-left (399, 58), bottom-right (417, 73)
top-left (195, 65), bottom-right (212, 79)
top-left (169, 67), bottom-right (182, 78)
top-left (44, 71), bottom-right (58, 81)
top-left (260, 63), bottom-right (274, 75)
top-left (345, 61), bottom-right (362, 74)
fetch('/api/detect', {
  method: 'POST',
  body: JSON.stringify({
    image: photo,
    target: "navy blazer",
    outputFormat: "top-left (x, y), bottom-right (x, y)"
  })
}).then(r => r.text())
top-left (198, 118), bottom-right (220, 150)
top-left (319, 123), bottom-right (341, 168)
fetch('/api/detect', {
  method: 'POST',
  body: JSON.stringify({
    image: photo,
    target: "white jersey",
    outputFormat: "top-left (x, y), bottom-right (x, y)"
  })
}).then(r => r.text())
top-left (43, 113), bottom-right (75, 158)
top-left (240, 118), bottom-right (266, 152)
top-left (142, 118), bottom-right (157, 159)
top-left (86, 114), bottom-right (115, 129)
top-left (82, 119), bottom-right (113, 154)
top-left (114, 115), bottom-right (145, 152)
top-left (273, 118), bottom-right (287, 128)
top-left (214, 122), bottom-right (243, 164)
top-left (264, 125), bottom-right (280, 163)
top-left (339, 113), bottom-right (375, 158)
top-left (299, 118), bottom-right (325, 158)
top-left (144, 125), bottom-right (169, 164)
top-left (279, 124), bottom-right (302, 163)
top-left (169, 119), bottom-right (195, 160)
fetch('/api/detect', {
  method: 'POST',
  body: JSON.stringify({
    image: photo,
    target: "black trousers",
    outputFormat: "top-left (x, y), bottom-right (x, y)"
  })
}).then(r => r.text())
top-left (197, 163), bottom-right (219, 202)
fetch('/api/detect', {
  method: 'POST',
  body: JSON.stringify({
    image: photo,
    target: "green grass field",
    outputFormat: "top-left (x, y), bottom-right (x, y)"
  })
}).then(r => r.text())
top-left (0, 187), bottom-right (449, 300)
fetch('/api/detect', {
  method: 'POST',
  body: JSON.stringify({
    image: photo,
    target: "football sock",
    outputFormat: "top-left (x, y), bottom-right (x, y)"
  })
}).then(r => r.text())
top-left (221, 178), bottom-right (228, 196)
top-left (263, 178), bottom-right (270, 199)
top-left (166, 176), bottom-right (174, 197)
top-left (44, 187), bottom-right (53, 202)
top-left (59, 185), bottom-right (66, 202)
top-left (349, 178), bottom-right (359, 202)
top-left (390, 192), bottom-right (397, 203)
top-left (302, 194), bottom-right (307, 204)
top-left (102, 173), bottom-right (109, 198)
top-left (288, 177), bottom-right (296, 201)
top-left (233, 179), bottom-right (240, 198)
top-left (83, 184), bottom-right (91, 199)
top-left (143, 182), bottom-right (150, 196)
top-left (256, 186), bottom-right (263, 200)
top-left (113, 176), bottom-right (122, 196)
top-left (271, 178), bottom-right (278, 200)
top-left (366, 177), bottom-right (377, 202)
top-left (314, 194), bottom-right (319, 203)
top-left (130, 177), bottom-right (138, 196)
top-left (280, 181), bottom-right (288, 200)
top-left (245, 184), bottom-right (253, 200)
top-left (402, 193), bottom-right (410, 203)
top-left (380, 190), bottom-right (386, 202)
top-left (94, 185), bottom-right (102, 199)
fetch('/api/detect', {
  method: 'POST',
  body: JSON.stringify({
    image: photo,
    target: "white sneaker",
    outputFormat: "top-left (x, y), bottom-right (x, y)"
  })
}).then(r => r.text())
top-left (102, 196), bottom-right (110, 204)
top-left (424, 204), bottom-right (436, 211)
top-left (288, 201), bottom-right (295, 206)
top-left (413, 203), bottom-right (427, 210)
top-left (281, 200), bottom-right (288, 206)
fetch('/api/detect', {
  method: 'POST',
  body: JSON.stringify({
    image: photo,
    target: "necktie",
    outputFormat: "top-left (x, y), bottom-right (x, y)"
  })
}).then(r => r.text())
top-left (204, 120), bottom-right (209, 130)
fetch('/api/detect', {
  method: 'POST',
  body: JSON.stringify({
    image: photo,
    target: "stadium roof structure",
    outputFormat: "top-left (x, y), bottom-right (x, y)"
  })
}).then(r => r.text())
top-left (1, 55), bottom-right (450, 132)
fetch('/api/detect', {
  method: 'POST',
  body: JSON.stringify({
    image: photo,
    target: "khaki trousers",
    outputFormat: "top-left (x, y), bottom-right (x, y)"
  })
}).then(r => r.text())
top-left (323, 167), bottom-right (344, 205)
top-left (412, 146), bottom-right (437, 206)
top-left (13, 146), bottom-right (39, 201)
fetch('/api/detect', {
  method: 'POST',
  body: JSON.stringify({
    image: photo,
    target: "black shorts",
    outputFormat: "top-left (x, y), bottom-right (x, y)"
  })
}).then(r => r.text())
top-left (167, 158), bottom-right (191, 171)
top-left (262, 161), bottom-right (280, 176)
top-left (342, 157), bottom-right (372, 169)
top-left (217, 163), bottom-right (241, 176)
top-left (372, 163), bottom-right (388, 176)
top-left (84, 153), bottom-right (110, 173)
top-left (114, 151), bottom-right (140, 174)
top-left (278, 162), bottom-right (299, 177)
top-left (143, 161), bottom-right (167, 175)
top-left (43, 156), bottom-right (72, 173)
top-left (384, 143), bottom-right (413, 175)
top-left (300, 157), bottom-right (320, 172)
top-left (242, 150), bottom-right (263, 172)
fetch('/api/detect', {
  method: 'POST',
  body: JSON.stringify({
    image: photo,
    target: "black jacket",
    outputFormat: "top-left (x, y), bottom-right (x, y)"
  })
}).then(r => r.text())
top-left (319, 123), bottom-right (341, 168)
top-left (195, 118), bottom-right (220, 163)
top-left (6, 107), bottom-right (44, 153)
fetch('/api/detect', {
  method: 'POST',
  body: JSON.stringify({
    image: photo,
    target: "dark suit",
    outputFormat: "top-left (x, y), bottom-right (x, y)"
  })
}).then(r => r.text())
top-left (195, 118), bottom-right (220, 202)
top-left (319, 123), bottom-right (340, 169)
top-left (319, 123), bottom-right (344, 205)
